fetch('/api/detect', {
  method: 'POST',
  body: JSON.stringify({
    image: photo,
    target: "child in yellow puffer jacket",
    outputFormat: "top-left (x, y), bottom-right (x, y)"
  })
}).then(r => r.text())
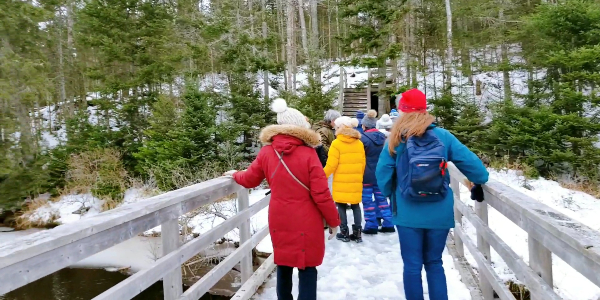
top-left (324, 116), bottom-right (366, 243)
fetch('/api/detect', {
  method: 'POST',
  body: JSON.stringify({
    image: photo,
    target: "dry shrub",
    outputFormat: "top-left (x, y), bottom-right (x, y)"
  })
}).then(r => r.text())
top-left (507, 281), bottom-right (530, 300)
top-left (147, 161), bottom-right (235, 191)
top-left (15, 197), bottom-right (60, 229)
top-left (555, 173), bottom-right (600, 198)
top-left (489, 155), bottom-right (539, 179)
top-left (65, 148), bottom-right (129, 209)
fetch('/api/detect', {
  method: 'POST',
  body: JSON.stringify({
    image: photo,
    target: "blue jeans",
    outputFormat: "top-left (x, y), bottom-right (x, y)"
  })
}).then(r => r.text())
top-left (276, 265), bottom-right (317, 300)
top-left (397, 226), bottom-right (450, 300)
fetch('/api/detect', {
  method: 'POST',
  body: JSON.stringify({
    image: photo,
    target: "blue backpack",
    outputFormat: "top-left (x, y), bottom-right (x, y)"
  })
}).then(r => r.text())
top-left (396, 128), bottom-right (449, 202)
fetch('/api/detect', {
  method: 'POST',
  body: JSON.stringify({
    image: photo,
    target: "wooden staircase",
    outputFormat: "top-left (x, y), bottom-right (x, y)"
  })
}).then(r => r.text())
top-left (342, 88), bottom-right (369, 116)
top-left (337, 66), bottom-right (394, 117)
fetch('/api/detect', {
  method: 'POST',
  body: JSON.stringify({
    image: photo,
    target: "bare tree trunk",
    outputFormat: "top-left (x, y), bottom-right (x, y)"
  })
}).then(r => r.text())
top-left (17, 104), bottom-right (34, 165)
top-left (499, 3), bottom-right (512, 102)
top-left (378, 66), bottom-right (387, 115)
top-left (298, 0), bottom-right (309, 60)
top-left (335, 0), bottom-right (341, 59)
top-left (66, 1), bottom-right (74, 51)
top-left (444, 0), bottom-right (453, 91)
top-left (57, 15), bottom-right (67, 107)
top-left (327, 0), bottom-right (332, 59)
top-left (309, 0), bottom-right (321, 81)
top-left (286, 0), bottom-right (296, 94)
top-left (262, 0), bottom-right (269, 101)
top-left (391, 34), bottom-right (398, 90)
top-left (276, 0), bottom-right (287, 89)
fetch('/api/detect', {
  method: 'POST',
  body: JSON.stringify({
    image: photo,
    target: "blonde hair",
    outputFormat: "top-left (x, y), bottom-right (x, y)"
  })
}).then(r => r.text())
top-left (388, 112), bottom-right (435, 154)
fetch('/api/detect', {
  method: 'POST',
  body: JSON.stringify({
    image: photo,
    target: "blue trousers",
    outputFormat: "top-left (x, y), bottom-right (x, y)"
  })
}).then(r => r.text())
top-left (362, 184), bottom-right (393, 231)
top-left (397, 226), bottom-right (450, 300)
top-left (276, 265), bottom-right (317, 300)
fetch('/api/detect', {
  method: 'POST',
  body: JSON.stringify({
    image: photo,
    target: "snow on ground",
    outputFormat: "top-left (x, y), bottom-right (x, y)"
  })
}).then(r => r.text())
top-left (458, 168), bottom-right (600, 300)
top-left (24, 187), bottom-right (152, 226)
top-left (253, 209), bottom-right (472, 300)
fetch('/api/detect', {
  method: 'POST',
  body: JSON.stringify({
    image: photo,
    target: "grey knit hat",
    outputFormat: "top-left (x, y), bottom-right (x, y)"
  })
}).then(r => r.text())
top-left (361, 109), bottom-right (378, 129)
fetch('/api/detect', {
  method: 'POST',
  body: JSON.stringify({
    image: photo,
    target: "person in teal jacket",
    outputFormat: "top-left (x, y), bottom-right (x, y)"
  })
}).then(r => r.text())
top-left (376, 89), bottom-right (489, 300)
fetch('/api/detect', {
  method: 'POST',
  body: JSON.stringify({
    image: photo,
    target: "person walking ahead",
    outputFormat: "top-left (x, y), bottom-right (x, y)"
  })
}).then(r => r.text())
top-left (376, 89), bottom-right (488, 300)
top-left (226, 99), bottom-right (340, 300)
top-left (360, 110), bottom-right (395, 235)
top-left (323, 116), bottom-right (365, 243)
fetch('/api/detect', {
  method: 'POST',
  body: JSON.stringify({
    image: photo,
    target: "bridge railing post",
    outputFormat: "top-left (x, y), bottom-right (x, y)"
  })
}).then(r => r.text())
top-left (450, 177), bottom-right (464, 257)
top-left (238, 188), bottom-right (253, 283)
top-left (528, 235), bottom-right (553, 300)
top-left (475, 200), bottom-right (494, 300)
top-left (161, 218), bottom-right (183, 300)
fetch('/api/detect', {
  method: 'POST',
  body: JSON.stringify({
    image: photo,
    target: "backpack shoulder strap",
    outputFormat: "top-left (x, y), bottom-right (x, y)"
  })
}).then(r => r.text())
top-left (273, 148), bottom-right (309, 191)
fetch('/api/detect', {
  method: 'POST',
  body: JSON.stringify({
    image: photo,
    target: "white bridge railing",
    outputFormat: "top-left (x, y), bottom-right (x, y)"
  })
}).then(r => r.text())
top-left (449, 163), bottom-right (600, 300)
top-left (0, 178), bottom-right (274, 300)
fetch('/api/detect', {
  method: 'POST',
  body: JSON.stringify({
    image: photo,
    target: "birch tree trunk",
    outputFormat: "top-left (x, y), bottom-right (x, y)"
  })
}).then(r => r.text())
top-left (286, 0), bottom-right (296, 94)
top-left (327, 0), bottom-right (332, 59)
top-left (309, 0), bottom-right (321, 81)
top-left (57, 12), bottom-right (67, 106)
top-left (298, 0), bottom-right (309, 60)
top-left (444, 0), bottom-right (453, 91)
top-left (499, 2), bottom-right (512, 102)
top-left (335, 0), bottom-right (341, 59)
top-left (262, 0), bottom-right (269, 101)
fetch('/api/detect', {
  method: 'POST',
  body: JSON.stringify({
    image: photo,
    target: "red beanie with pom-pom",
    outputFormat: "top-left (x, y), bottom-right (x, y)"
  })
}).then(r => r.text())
top-left (398, 89), bottom-right (427, 113)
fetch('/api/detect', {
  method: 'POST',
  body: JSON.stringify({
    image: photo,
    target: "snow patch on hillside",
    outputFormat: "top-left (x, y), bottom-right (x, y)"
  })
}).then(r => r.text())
top-left (23, 187), bottom-right (154, 226)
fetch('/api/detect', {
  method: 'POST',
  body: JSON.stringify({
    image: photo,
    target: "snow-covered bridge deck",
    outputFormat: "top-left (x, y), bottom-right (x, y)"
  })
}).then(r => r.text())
top-left (1, 163), bottom-right (600, 300)
top-left (252, 213), bottom-right (475, 300)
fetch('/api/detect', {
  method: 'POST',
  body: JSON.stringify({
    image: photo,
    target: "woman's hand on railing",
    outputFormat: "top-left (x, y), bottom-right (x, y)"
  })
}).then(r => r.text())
top-left (328, 226), bottom-right (338, 240)
top-left (223, 170), bottom-right (238, 177)
top-left (470, 184), bottom-right (484, 202)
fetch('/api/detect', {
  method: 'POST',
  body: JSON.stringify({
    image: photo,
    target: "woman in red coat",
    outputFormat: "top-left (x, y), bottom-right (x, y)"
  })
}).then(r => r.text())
top-left (225, 99), bottom-right (340, 300)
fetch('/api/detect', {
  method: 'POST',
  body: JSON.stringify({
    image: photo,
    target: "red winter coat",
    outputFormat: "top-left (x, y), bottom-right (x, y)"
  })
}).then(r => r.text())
top-left (233, 124), bottom-right (341, 269)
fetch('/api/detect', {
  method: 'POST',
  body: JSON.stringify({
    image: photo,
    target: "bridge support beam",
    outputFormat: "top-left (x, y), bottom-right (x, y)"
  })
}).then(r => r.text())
top-left (528, 235), bottom-right (553, 300)
top-left (450, 177), bottom-right (464, 257)
top-left (238, 189), bottom-right (253, 283)
top-left (475, 201), bottom-right (494, 300)
top-left (161, 219), bottom-right (183, 300)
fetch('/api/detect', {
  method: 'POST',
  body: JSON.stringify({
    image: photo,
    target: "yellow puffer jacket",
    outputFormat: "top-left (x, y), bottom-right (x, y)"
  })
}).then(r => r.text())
top-left (323, 127), bottom-right (366, 204)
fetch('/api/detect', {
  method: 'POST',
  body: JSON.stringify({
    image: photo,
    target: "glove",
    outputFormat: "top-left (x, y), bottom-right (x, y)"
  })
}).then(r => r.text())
top-left (328, 226), bottom-right (338, 240)
top-left (470, 184), bottom-right (484, 202)
top-left (222, 170), bottom-right (237, 177)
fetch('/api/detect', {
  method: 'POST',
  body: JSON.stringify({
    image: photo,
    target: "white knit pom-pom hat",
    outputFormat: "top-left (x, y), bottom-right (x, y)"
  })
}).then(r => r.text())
top-left (271, 98), bottom-right (310, 128)
top-left (334, 116), bottom-right (357, 129)
top-left (377, 114), bottom-right (394, 129)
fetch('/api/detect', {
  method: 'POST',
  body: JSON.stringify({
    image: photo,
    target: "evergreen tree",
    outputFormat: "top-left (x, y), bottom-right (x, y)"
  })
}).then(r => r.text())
top-left (135, 86), bottom-right (221, 190)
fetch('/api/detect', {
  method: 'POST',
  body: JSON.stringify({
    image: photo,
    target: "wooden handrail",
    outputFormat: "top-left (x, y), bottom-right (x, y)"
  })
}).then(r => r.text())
top-left (0, 178), bottom-right (270, 300)
top-left (448, 162), bottom-right (600, 300)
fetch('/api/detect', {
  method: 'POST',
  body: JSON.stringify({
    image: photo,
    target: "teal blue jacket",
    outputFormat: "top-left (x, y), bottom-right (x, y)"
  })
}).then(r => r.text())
top-left (375, 126), bottom-right (489, 229)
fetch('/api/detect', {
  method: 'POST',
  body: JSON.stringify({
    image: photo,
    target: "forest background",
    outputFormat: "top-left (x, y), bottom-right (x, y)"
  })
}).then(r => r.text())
top-left (2, 0), bottom-right (600, 211)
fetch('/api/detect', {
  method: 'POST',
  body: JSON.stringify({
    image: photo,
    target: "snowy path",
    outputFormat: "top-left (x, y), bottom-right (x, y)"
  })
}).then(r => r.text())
top-left (253, 211), bottom-right (473, 300)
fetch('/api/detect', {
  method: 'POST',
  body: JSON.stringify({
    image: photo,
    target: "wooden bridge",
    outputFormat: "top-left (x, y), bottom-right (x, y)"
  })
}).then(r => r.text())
top-left (1, 164), bottom-right (600, 299)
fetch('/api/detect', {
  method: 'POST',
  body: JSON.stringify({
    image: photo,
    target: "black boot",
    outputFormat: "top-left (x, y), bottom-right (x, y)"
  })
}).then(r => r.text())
top-left (351, 225), bottom-right (363, 243)
top-left (379, 226), bottom-right (396, 233)
top-left (336, 225), bottom-right (350, 242)
top-left (377, 218), bottom-right (383, 227)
